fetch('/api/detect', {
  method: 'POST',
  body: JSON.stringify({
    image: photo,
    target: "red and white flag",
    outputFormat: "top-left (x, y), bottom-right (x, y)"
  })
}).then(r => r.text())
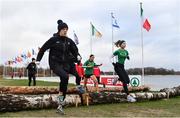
top-left (143, 19), bottom-right (151, 32)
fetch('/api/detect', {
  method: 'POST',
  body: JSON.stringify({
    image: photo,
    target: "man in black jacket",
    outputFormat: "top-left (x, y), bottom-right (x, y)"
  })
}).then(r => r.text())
top-left (36, 19), bottom-right (82, 115)
top-left (26, 58), bottom-right (37, 86)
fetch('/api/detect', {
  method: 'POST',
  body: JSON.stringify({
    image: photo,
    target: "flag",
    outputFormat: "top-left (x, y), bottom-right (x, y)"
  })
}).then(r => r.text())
top-left (32, 49), bottom-right (36, 55)
top-left (140, 5), bottom-right (143, 17)
top-left (111, 13), bottom-right (120, 28)
top-left (21, 54), bottom-right (27, 59)
top-left (16, 56), bottom-right (23, 63)
top-left (73, 31), bottom-right (79, 45)
top-left (27, 51), bottom-right (31, 58)
top-left (143, 19), bottom-right (151, 31)
top-left (90, 22), bottom-right (102, 38)
top-left (15, 57), bottom-right (19, 62)
top-left (8, 60), bottom-right (13, 65)
top-left (140, 3), bottom-right (151, 32)
top-left (12, 58), bottom-right (16, 64)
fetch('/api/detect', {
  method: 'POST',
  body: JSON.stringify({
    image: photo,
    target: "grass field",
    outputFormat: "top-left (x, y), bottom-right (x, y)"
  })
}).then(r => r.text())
top-left (0, 77), bottom-right (75, 87)
top-left (0, 77), bottom-right (180, 117)
top-left (0, 96), bottom-right (180, 117)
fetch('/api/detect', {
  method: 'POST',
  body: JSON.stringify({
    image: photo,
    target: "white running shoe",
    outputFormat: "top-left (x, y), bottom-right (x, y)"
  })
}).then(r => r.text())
top-left (56, 95), bottom-right (65, 115)
top-left (56, 104), bottom-right (65, 115)
top-left (112, 78), bottom-right (118, 85)
top-left (127, 95), bottom-right (136, 103)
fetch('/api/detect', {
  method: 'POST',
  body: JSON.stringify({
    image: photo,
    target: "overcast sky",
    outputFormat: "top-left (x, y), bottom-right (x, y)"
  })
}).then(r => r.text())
top-left (0, 0), bottom-right (180, 71)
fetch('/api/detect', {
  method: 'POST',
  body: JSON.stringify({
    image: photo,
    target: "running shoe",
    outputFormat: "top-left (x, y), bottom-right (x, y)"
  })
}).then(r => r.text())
top-left (56, 95), bottom-right (65, 115)
top-left (127, 95), bottom-right (136, 102)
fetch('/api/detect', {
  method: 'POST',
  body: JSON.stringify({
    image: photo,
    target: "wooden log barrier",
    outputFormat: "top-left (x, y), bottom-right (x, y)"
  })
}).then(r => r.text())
top-left (0, 91), bottom-right (171, 112)
top-left (0, 85), bottom-right (179, 112)
top-left (86, 91), bottom-right (170, 105)
top-left (160, 86), bottom-right (180, 97)
top-left (0, 85), bottom-right (150, 95)
top-left (0, 94), bottom-right (81, 112)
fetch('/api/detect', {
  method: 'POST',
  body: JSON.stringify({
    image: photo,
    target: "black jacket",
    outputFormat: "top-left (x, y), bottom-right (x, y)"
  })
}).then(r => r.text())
top-left (26, 62), bottom-right (37, 75)
top-left (36, 35), bottom-right (80, 68)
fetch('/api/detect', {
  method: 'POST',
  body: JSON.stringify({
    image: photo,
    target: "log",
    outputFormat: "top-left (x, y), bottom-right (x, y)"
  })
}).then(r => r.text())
top-left (160, 85), bottom-right (180, 97)
top-left (0, 94), bottom-right (81, 112)
top-left (0, 85), bottom-right (150, 94)
top-left (0, 86), bottom-right (59, 95)
top-left (0, 85), bottom-right (179, 112)
top-left (86, 91), bottom-right (169, 105)
top-left (0, 91), bottom-right (170, 112)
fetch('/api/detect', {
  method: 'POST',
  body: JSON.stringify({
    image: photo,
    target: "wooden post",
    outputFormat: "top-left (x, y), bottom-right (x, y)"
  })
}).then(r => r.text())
top-left (85, 93), bottom-right (89, 106)
top-left (75, 96), bottom-right (78, 107)
top-left (167, 91), bottom-right (170, 99)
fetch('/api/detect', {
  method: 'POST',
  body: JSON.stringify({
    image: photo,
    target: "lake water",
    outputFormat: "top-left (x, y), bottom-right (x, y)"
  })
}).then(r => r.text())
top-left (5, 75), bottom-right (180, 91)
top-left (144, 75), bottom-right (180, 90)
top-left (37, 75), bottom-right (180, 90)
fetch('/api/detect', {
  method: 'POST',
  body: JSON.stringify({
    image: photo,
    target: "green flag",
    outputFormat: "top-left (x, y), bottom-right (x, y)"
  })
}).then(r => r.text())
top-left (141, 6), bottom-right (143, 17)
top-left (90, 22), bottom-right (102, 38)
top-left (140, 2), bottom-right (143, 17)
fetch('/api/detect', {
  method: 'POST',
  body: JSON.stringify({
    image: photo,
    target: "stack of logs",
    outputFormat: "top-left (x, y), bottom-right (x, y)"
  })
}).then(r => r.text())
top-left (0, 85), bottom-right (180, 112)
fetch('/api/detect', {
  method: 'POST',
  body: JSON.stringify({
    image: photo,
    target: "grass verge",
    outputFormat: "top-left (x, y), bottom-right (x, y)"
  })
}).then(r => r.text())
top-left (0, 77), bottom-right (180, 117)
top-left (0, 77), bottom-right (75, 87)
top-left (0, 96), bottom-right (180, 117)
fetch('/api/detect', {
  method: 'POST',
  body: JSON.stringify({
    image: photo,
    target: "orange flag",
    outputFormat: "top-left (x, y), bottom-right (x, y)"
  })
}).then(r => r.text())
top-left (27, 51), bottom-right (31, 58)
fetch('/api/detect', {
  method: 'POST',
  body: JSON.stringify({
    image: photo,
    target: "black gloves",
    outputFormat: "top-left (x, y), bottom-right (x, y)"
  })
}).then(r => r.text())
top-left (112, 62), bottom-right (116, 66)
top-left (127, 56), bottom-right (130, 60)
top-left (77, 61), bottom-right (81, 65)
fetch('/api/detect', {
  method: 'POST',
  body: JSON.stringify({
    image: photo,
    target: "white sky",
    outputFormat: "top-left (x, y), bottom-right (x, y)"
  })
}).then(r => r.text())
top-left (0, 0), bottom-right (180, 71)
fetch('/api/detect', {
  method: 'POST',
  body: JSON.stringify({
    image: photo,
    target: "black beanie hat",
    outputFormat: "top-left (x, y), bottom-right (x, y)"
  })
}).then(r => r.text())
top-left (57, 20), bottom-right (68, 31)
top-left (32, 58), bottom-right (36, 61)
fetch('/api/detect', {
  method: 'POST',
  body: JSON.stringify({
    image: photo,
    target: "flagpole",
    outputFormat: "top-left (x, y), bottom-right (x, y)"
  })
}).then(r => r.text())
top-left (22, 67), bottom-right (24, 77)
top-left (140, 2), bottom-right (145, 85)
top-left (5, 65), bottom-right (7, 77)
top-left (3, 64), bottom-right (5, 78)
top-left (111, 12), bottom-right (115, 75)
top-left (90, 22), bottom-right (92, 54)
top-left (111, 12), bottom-right (114, 56)
top-left (44, 69), bottom-right (45, 77)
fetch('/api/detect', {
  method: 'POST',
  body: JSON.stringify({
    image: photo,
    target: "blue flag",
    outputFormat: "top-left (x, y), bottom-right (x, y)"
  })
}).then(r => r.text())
top-left (32, 49), bottom-right (36, 55)
top-left (111, 13), bottom-right (120, 28)
top-left (21, 54), bottom-right (27, 59)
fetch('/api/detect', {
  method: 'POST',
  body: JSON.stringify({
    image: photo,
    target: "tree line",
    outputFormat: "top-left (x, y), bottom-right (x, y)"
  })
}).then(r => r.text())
top-left (0, 65), bottom-right (179, 77)
top-left (126, 67), bottom-right (180, 75)
top-left (0, 65), bottom-right (55, 77)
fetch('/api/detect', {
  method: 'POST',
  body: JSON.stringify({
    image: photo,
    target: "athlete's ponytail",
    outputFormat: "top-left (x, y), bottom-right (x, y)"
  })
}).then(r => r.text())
top-left (115, 40), bottom-right (126, 47)
top-left (115, 40), bottom-right (121, 47)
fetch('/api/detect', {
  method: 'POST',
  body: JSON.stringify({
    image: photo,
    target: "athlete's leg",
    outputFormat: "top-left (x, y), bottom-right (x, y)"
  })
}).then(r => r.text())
top-left (91, 75), bottom-right (99, 92)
